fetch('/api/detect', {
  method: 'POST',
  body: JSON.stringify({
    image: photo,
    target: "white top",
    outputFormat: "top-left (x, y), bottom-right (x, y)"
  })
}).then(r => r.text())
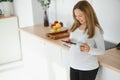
top-left (69, 27), bottom-right (105, 70)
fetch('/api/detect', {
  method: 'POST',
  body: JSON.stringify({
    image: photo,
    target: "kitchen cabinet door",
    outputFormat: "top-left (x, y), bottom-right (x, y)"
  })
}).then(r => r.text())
top-left (44, 42), bottom-right (69, 80)
top-left (0, 16), bottom-right (22, 65)
top-left (61, 49), bottom-right (70, 80)
top-left (96, 67), bottom-right (120, 80)
top-left (20, 31), bottom-right (49, 80)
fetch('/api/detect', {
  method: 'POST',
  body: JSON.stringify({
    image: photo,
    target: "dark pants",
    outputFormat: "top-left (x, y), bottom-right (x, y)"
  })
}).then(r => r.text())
top-left (70, 67), bottom-right (99, 80)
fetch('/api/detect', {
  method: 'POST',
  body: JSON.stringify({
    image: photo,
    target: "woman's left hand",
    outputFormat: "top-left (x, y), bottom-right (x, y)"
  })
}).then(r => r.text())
top-left (80, 43), bottom-right (90, 52)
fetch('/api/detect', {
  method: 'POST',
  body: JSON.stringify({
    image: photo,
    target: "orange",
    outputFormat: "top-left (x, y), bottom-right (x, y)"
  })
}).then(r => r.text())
top-left (57, 28), bottom-right (61, 32)
top-left (55, 23), bottom-right (61, 28)
top-left (51, 29), bottom-right (55, 33)
top-left (52, 26), bottom-right (57, 29)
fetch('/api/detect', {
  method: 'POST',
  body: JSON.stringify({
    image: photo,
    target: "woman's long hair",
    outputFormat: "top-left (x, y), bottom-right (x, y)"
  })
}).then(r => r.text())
top-left (70, 0), bottom-right (103, 38)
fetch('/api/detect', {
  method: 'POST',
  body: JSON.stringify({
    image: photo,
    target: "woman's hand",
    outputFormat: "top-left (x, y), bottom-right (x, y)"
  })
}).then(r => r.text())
top-left (67, 38), bottom-right (71, 42)
top-left (80, 43), bottom-right (90, 52)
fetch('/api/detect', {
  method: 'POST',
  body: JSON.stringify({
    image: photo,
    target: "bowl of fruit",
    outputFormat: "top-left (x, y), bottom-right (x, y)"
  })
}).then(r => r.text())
top-left (46, 21), bottom-right (69, 40)
top-left (51, 21), bottom-right (63, 33)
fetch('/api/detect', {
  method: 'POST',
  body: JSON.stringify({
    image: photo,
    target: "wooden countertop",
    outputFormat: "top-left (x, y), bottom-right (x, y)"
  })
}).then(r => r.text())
top-left (20, 25), bottom-right (120, 73)
top-left (98, 48), bottom-right (120, 73)
top-left (0, 15), bottom-right (15, 19)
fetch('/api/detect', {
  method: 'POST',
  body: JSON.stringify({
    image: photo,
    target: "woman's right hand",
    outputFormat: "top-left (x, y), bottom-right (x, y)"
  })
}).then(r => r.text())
top-left (67, 38), bottom-right (71, 42)
top-left (80, 43), bottom-right (90, 52)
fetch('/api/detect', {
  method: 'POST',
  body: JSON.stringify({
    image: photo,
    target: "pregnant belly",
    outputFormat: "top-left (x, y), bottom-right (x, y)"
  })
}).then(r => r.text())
top-left (69, 45), bottom-right (91, 63)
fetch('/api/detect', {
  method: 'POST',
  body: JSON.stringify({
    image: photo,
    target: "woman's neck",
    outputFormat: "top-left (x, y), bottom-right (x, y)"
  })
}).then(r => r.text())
top-left (79, 23), bottom-right (86, 30)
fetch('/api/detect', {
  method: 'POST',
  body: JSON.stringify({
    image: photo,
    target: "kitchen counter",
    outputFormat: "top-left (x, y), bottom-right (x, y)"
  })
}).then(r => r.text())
top-left (20, 25), bottom-right (120, 73)
top-left (0, 15), bottom-right (15, 19)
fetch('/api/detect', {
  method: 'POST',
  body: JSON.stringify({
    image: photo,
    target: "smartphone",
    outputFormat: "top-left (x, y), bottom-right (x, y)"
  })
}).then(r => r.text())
top-left (61, 40), bottom-right (76, 45)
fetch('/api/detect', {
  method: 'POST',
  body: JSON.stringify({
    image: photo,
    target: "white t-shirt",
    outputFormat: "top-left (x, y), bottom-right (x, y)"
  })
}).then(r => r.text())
top-left (69, 27), bottom-right (105, 70)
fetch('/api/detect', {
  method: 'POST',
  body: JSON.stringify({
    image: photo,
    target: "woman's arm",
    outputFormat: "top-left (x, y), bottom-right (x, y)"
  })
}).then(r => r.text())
top-left (88, 28), bottom-right (105, 55)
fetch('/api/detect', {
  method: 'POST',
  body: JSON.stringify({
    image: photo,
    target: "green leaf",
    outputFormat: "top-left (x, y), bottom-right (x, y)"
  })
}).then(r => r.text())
top-left (37, 0), bottom-right (51, 10)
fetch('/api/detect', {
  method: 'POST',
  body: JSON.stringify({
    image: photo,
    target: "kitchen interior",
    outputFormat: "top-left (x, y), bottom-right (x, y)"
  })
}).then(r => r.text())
top-left (0, 0), bottom-right (120, 80)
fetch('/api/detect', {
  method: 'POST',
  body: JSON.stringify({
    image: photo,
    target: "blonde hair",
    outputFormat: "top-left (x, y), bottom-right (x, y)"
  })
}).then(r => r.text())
top-left (70, 0), bottom-right (103, 38)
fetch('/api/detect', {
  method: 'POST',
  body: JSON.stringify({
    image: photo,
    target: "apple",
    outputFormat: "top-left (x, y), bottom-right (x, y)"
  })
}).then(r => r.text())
top-left (59, 22), bottom-right (63, 27)
top-left (54, 21), bottom-right (58, 25)
top-left (51, 24), bottom-right (55, 28)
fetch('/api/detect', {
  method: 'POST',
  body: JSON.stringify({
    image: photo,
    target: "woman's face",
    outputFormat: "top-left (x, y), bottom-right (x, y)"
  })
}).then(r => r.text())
top-left (74, 9), bottom-right (86, 25)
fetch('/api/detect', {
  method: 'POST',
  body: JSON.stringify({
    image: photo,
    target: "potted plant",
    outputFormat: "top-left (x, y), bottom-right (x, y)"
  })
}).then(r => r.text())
top-left (0, 0), bottom-right (13, 16)
top-left (38, 0), bottom-right (51, 26)
top-left (38, 0), bottom-right (51, 10)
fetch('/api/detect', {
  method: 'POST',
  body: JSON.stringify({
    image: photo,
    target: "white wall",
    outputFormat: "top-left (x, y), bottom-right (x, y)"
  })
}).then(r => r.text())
top-left (32, 0), bottom-right (44, 25)
top-left (92, 0), bottom-right (120, 43)
top-left (13, 0), bottom-right (51, 27)
top-left (13, 0), bottom-right (34, 27)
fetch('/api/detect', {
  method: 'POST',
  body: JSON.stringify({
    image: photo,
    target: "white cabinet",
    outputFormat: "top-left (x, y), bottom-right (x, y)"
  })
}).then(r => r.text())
top-left (0, 16), bottom-right (22, 65)
top-left (20, 32), bottom-right (49, 80)
top-left (44, 42), bottom-right (61, 64)
top-left (61, 49), bottom-right (70, 80)
top-left (44, 42), bottom-right (68, 80)
top-left (20, 30), bottom-right (69, 80)
top-left (96, 67), bottom-right (120, 80)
